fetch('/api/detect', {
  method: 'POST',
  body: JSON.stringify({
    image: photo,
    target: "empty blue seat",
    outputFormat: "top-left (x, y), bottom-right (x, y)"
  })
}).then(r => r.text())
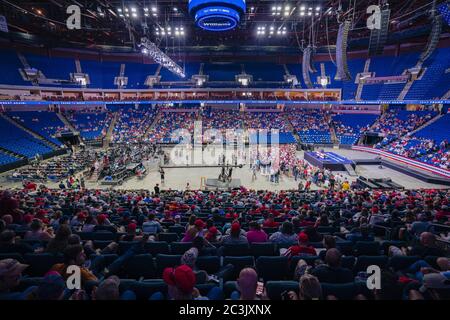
top-left (265, 281), bottom-right (299, 300)
top-left (250, 242), bottom-right (277, 257)
top-left (353, 255), bottom-right (389, 274)
top-left (196, 256), bottom-right (221, 274)
top-left (223, 256), bottom-right (255, 282)
top-left (354, 241), bottom-right (381, 256)
top-left (388, 256), bottom-right (421, 271)
top-left (170, 242), bottom-right (192, 255)
top-left (256, 256), bottom-right (289, 281)
top-left (24, 253), bottom-right (63, 277)
top-left (122, 254), bottom-right (156, 279)
top-left (158, 233), bottom-right (179, 243)
top-left (321, 282), bottom-right (365, 300)
top-left (155, 254), bottom-right (182, 276)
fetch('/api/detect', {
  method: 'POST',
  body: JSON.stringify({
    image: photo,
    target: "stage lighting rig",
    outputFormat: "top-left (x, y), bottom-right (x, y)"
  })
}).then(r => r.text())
top-left (138, 38), bottom-right (185, 78)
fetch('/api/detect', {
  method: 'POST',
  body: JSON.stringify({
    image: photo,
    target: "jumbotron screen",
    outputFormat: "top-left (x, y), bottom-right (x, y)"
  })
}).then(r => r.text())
top-left (188, 0), bottom-right (246, 31)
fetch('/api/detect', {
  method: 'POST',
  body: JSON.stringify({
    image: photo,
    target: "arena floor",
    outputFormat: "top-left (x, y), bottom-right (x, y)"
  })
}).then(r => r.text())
top-left (1, 146), bottom-right (447, 191)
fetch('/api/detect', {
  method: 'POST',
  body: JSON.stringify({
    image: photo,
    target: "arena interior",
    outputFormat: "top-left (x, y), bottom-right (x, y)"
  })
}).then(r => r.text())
top-left (0, 0), bottom-right (449, 302)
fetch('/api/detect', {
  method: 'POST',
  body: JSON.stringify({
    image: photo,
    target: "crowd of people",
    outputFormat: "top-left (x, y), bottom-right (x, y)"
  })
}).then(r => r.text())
top-left (373, 110), bottom-right (435, 146)
top-left (0, 186), bottom-right (448, 300)
top-left (112, 107), bottom-right (158, 144)
top-left (146, 111), bottom-right (197, 143)
top-left (242, 112), bottom-right (290, 132)
top-left (63, 110), bottom-right (114, 140)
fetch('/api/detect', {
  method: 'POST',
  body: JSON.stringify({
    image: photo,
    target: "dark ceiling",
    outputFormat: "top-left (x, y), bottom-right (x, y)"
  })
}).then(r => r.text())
top-left (0, 0), bottom-right (448, 55)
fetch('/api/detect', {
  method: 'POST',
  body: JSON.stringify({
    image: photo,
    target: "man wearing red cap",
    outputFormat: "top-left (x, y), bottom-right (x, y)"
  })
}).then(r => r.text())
top-left (222, 223), bottom-right (248, 245)
top-left (162, 264), bottom-right (223, 300)
top-left (181, 219), bottom-right (205, 242)
top-left (284, 232), bottom-right (316, 258)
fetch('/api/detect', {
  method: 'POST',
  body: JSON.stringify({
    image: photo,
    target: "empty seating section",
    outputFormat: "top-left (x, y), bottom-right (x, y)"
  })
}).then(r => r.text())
top-left (81, 60), bottom-right (118, 89)
top-left (0, 150), bottom-right (20, 165)
top-left (146, 111), bottom-right (197, 143)
top-left (8, 111), bottom-right (66, 146)
top-left (203, 63), bottom-right (241, 81)
top-left (406, 48), bottom-right (450, 99)
top-left (333, 114), bottom-right (378, 145)
top-left (288, 109), bottom-right (331, 144)
top-left (159, 63), bottom-right (200, 83)
top-left (64, 111), bottom-right (112, 140)
top-left (112, 107), bottom-right (158, 143)
top-left (244, 63), bottom-right (285, 82)
top-left (25, 53), bottom-right (75, 82)
top-left (0, 116), bottom-right (54, 158)
top-left (378, 83), bottom-right (405, 100)
top-left (0, 51), bottom-right (30, 86)
top-left (0, 49), bottom-right (448, 100)
top-left (341, 59), bottom-right (366, 100)
top-left (124, 62), bottom-right (159, 89)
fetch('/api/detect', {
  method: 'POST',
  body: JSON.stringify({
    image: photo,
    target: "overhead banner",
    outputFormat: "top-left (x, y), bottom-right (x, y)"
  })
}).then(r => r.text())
top-left (1, 99), bottom-right (449, 106)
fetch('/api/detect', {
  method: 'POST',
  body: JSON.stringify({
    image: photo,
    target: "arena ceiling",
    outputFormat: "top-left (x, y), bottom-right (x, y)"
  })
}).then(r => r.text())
top-left (0, 0), bottom-right (448, 55)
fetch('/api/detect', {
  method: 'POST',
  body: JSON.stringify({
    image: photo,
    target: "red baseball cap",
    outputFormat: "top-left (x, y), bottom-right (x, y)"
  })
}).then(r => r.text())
top-left (127, 223), bottom-right (137, 231)
top-left (298, 232), bottom-right (309, 243)
top-left (208, 226), bottom-right (218, 235)
top-left (231, 222), bottom-right (240, 233)
top-left (77, 212), bottom-right (87, 220)
top-left (97, 214), bottom-right (107, 223)
top-left (194, 219), bottom-right (205, 229)
top-left (163, 265), bottom-right (196, 294)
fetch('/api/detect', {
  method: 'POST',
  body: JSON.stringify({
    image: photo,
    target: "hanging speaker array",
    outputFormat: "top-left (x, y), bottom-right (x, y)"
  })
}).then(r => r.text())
top-left (335, 20), bottom-right (351, 81)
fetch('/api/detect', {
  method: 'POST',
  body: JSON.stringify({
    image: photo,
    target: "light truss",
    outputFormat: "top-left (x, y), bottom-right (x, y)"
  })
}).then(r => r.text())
top-left (139, 37), bottom-right (185, 78)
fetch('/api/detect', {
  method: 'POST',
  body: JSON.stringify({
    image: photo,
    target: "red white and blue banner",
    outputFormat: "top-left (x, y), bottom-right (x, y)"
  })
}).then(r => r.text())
top-left (1, 99), bottom-right (450, 106)
top-left (351, 146), bottom-right (450, 178)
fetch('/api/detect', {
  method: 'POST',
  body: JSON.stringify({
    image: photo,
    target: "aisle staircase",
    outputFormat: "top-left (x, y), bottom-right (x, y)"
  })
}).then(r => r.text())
top-left (398, 80), bottom-right (414, 100)
top-left (103, 112), bottom-right (119, 148)
top-left (56, 112), bottom-right (77, 133)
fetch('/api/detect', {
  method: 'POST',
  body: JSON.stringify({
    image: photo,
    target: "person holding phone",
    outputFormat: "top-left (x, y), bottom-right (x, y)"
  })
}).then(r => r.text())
top-left (231, 268), bottom-right (267, 300)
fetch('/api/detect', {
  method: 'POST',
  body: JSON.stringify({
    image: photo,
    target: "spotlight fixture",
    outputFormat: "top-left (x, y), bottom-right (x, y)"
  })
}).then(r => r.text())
top-left (139, 37), bottom-right (185, 78)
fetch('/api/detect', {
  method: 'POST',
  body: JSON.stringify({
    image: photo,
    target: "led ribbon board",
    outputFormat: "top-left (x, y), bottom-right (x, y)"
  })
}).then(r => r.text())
top-left (189, 0), bottom-right (246, 31)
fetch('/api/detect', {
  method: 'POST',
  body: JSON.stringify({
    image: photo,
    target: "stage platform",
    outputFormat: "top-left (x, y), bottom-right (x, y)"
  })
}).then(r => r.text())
top-left (205, 178), bottom-right (241, 190)
top-left (304, 151), bottom-right (355, 171)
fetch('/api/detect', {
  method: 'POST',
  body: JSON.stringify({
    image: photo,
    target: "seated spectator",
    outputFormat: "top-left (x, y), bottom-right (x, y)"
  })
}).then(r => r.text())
top-left (24, 219), bottom-right (54, 242)
top-left (285, 274), bottom-right (322, 300)
top-left (407, 232), bottom-right (446, 258)
top-left (91, 276), bottom-right (122, 300)
top-left (142, 213), bottom-right (162, 234)
top-left (50, 244), bottom-right (98, 286)
top-left (46, 225), bottom-right (72, 255)
top-left (32, 273), bottom-right (66, 300)
top-left (222, 223), bottom-right (248, 245)
top-left (303, 226), bottom-right (324, 243)
top-left (246, 221), bottom-right (268, 244)
top-left (232, 268), bottom-right (260, 300)
top-left (263, 214), bottom-right (279, 228)
top-left (0, 230), bottom-right (34, 255)
top-left (182, 219), bottom-right (205, 243)
top-left (162, 264), bottom-right (215, 300)
top-left (284, 232), bottom-right (316, 258)
top-left (319, 235), bottom-right (336, 260)
top-left (204, 226), bottom-right (221, 243)
top-left (311, 248), bottom-right (354, 284)
top-left (269, 221), bottom-right (297, 245)
top-left (0, 258), bottom-right (30, 300)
